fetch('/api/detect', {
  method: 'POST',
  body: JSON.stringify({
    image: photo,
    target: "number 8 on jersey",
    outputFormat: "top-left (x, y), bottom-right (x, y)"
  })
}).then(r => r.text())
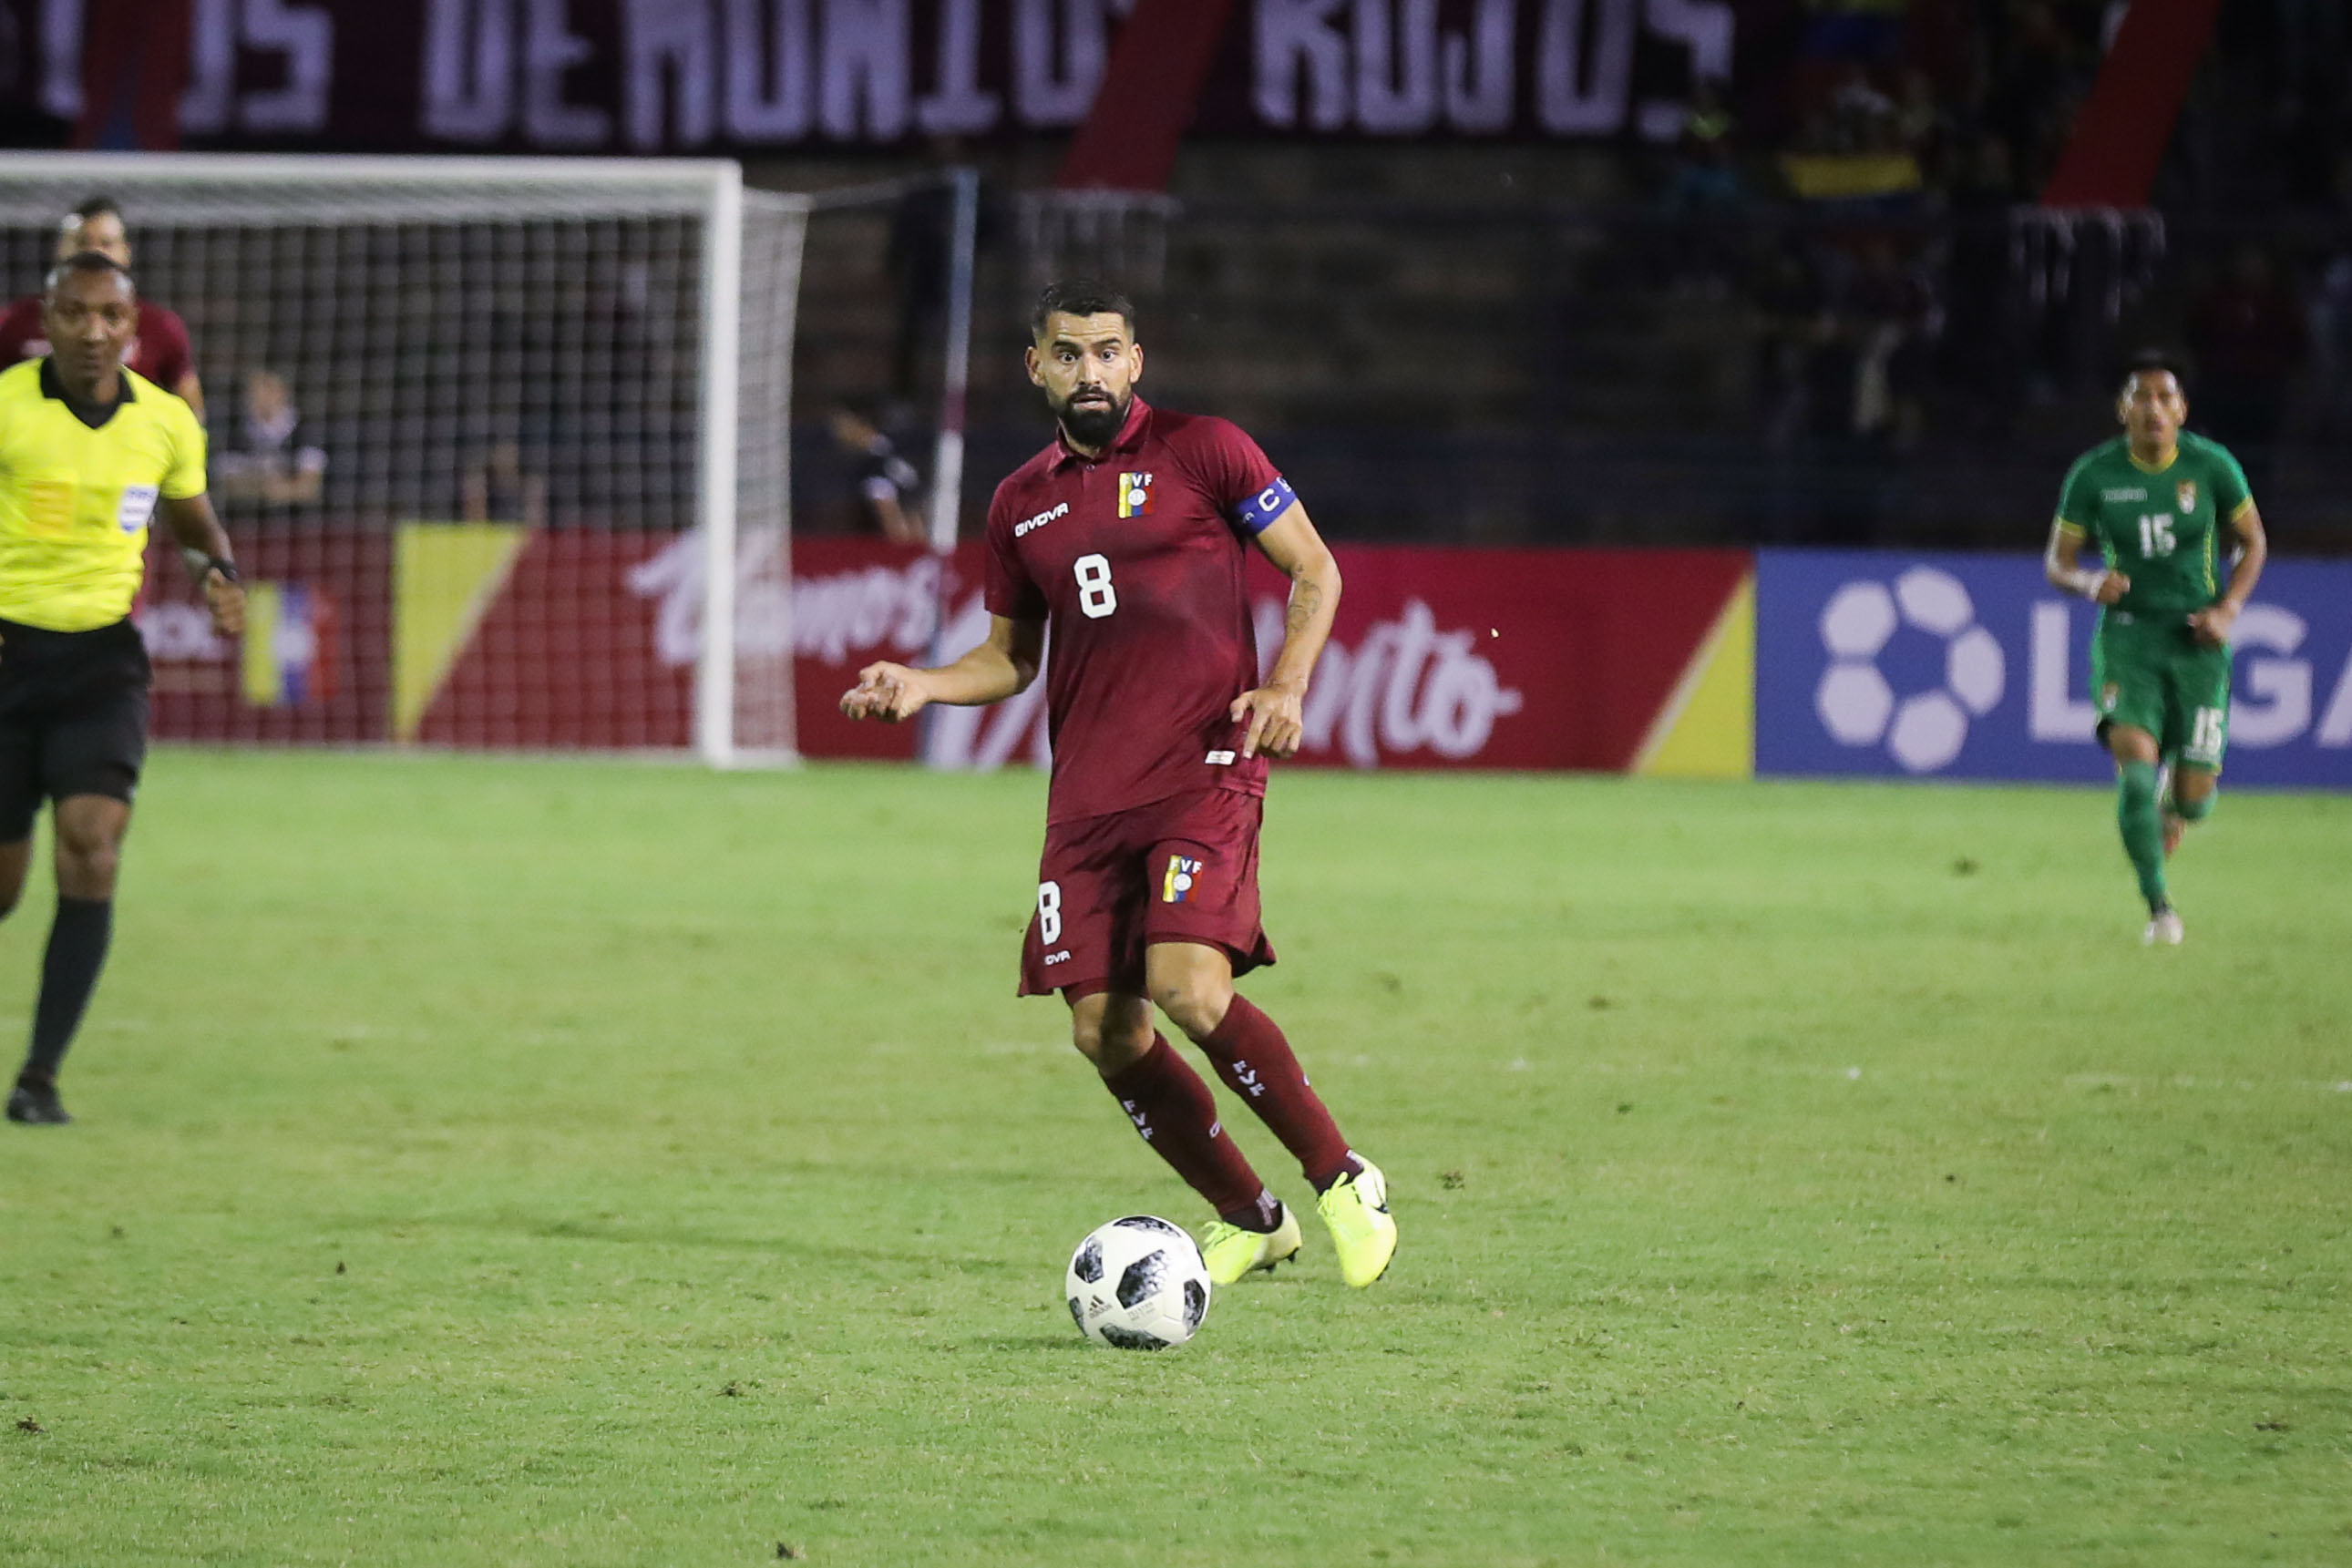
top-left (1074, 553), bottom-right (1116, 619)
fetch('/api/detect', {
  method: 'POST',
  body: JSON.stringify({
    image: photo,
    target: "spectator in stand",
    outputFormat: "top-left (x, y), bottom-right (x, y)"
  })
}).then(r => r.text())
top-left (1938, 134), bottom-right (2031, 432)
top-left (0, 196), bottom-right (203, 418)
top-left (211, 370), bottom-right (326, 507)
top-left (1657, 85), bottom-right (1747, 293)
top-left (1660, 85), bottom-right (1744, 215)
top-left (461, 440), bottom-right (549, 530)
top-left (1849, 236), bottom-right (1939, 451)
top-left (828, 403), bottom-right (926, 546)
top-left (2187, 245), bottom-right (2307, 485)
top-left (2310, 249), bottom-right (2352, 436)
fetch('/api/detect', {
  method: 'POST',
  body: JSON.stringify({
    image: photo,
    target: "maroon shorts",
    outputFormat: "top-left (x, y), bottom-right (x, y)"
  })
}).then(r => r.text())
top-left (1019, 786), bottom-right (1277, 999)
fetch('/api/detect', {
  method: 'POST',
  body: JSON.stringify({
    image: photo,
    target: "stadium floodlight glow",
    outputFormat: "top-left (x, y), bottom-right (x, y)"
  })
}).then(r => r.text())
top-left (0, 153), bottom-right (817, 765)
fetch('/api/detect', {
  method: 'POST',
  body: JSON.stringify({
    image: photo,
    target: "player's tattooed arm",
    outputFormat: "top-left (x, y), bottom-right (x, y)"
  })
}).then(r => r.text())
top-left (2191, 502), bottom-right (2267, 647)
top-left (158, 493), bottom-right (245, 638)
top-left (1232, 504), bottom-right (1343, 760)
top-left (2045, 522), bottom-right (2126, 604)
top-left (840, 614), bottom-right (1043, 722)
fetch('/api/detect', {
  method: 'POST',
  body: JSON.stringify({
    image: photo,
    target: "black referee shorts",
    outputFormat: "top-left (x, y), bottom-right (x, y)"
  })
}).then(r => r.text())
top-left (0, 616), bottom-right (151, 843)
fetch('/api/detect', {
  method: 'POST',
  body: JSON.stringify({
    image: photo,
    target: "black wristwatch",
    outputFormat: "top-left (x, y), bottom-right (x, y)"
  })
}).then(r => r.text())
top-left (184, 548), bottom-right (238, 584)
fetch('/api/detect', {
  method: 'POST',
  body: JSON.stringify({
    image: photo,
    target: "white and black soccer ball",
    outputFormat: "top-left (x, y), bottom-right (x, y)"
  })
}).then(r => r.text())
top-left (1064, 1215), bottom-right (1212, 1350)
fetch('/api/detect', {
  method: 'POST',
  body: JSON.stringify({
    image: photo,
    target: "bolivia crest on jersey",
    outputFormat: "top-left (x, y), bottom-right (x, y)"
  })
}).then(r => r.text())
top-left (1118, 471), bottom-right (1155, 518)
top-left (2176, 480), bottom-right (2197, 513)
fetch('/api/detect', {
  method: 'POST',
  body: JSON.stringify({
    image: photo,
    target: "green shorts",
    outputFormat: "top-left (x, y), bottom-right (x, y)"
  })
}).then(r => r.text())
top-left (2091, 613), bottom-right (2232, 771)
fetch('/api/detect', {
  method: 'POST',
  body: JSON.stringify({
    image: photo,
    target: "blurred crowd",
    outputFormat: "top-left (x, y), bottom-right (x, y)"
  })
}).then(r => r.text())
top-left (1645, 0), bottom-right (2352, 504)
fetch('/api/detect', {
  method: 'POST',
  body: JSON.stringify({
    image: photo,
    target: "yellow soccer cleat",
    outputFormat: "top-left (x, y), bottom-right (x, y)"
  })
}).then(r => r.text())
top-left (1198, 1202), bottom-right (1303, 1286)
top-left (1316, 1161), bottom-right (1397, 1287)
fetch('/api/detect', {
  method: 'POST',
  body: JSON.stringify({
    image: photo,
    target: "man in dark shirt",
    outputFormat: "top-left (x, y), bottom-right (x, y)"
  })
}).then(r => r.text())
top-left (827, 403), bottom-right (924, 544)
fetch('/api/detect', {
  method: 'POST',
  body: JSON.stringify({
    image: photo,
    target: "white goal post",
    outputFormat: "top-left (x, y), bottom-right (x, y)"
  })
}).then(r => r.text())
top-left (0, 153), bottom-right (813, 765)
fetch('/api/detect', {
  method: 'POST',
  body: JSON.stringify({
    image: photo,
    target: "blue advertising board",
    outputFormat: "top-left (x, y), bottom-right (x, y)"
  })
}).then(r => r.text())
top-left (1756, 550), bottom-right (2352, 787)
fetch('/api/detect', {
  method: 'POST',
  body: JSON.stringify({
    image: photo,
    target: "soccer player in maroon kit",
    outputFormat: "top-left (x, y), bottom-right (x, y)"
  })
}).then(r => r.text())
top-left (0, 198), bottom-right (202, 419)
top-left (841, 281), bottom-right (1397, 1288)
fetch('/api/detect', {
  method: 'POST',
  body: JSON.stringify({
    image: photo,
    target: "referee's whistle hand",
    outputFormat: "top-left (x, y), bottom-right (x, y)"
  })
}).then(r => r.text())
top-left (205, 572), bottom-right (247, 638)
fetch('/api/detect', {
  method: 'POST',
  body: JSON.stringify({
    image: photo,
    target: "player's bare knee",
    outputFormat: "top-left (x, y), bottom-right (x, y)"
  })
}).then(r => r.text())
top-left (1073, 1020), bottom-right (1152, 1075)
top-left (54, 825), bottom-right (122, 898)
top-left (1150, 977), bottom-right (1231, 1042)
top-left (2173, 774), bottom-right (2217, 821)
top-left (1070, 995), bottom-right (1152, 1073)
top-left (56, 844), bottom-right (119, 899)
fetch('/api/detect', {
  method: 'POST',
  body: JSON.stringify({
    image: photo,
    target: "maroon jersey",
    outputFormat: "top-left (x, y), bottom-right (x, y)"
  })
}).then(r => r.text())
top-left (0, 296), bottom-right (196, 393)
top-left (985, 397), bottom-right (1300, 824)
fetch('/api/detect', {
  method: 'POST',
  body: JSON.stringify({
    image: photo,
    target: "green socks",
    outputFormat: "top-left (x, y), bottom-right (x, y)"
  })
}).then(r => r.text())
top-left (2116, 762), bottom-right (2168, 912)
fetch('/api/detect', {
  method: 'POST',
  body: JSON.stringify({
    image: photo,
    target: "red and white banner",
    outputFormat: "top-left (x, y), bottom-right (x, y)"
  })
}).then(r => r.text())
top-left (142, 529), bottom-right (391, 744)
top-left (791, 537), bottom-right (1751, 771)
top-left (145, 528), bottom-right (1751, 772)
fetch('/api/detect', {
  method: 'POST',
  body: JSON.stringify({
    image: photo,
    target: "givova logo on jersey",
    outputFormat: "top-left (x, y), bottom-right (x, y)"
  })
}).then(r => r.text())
top-left (1118, 472), bottom-right (1155, 518)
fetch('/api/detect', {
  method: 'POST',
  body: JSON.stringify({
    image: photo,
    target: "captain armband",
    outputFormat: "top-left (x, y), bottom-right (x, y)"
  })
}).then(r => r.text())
top-left (1232, 477), bottom-right (1298, 536)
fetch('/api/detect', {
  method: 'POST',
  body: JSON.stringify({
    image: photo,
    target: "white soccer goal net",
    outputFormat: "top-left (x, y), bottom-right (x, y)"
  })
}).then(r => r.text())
top-left (0, 155), bottom-right (805, 764)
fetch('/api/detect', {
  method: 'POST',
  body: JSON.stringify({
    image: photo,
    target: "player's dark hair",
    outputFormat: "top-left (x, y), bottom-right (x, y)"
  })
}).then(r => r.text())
top-left (70, 193), bottom-right (124, 225)
top-left (1031, 279), bottom-right (1135, 341)
top-left (43, 251), bottom-right (135, 297)
top-left (2120, 348), bottom-right (2189, 395)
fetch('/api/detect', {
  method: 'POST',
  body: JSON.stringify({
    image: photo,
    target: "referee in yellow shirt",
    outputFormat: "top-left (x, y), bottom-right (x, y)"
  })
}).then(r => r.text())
top-left (2, 252), bottom-right (243, 1126)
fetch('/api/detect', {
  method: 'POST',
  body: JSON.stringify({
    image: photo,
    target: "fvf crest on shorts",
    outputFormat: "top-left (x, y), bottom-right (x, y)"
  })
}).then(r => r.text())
top-left (1021, 787), bottom-right (1277, 999)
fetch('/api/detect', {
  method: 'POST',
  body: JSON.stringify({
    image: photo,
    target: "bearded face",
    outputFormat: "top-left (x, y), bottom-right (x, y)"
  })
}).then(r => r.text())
top-left (1026, 310), bottom-right (1142, 453)
top-left (1050, 381), bottom-right (1130, 449)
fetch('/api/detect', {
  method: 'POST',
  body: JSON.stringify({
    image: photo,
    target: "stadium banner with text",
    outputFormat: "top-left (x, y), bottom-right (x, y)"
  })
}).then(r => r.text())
top-left (1755, 549), bottom-right (2352, 788)
top-left (793, 537), bottom-right (1753, 774)
top-left (139, 530), bottom-right (1756, 767)
top-left (22, 0), bottom-right (1741, 152)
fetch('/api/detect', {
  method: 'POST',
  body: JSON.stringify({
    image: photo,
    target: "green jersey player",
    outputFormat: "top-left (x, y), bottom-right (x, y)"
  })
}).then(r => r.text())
top-left (2044, 354), bottom-right (2268, 945)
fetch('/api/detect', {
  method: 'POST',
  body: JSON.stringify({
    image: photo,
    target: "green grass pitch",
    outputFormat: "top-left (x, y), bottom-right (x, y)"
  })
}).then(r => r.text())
top-left (1, 752), bottom-right (2347, 1565)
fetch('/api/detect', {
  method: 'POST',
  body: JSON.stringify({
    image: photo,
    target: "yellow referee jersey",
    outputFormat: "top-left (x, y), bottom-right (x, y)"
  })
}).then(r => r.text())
top-left (0, 357), bottom-right (206, 631)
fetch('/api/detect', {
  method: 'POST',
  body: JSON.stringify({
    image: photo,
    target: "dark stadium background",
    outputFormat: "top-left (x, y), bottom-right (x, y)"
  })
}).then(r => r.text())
top-left (5, 0), bottom-right (2343, 555)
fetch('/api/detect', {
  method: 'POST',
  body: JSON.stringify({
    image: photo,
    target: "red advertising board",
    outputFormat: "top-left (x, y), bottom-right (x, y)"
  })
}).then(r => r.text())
top-left (142, 528), bottom-right (1748, 773)
top-left (143, 529), bottom-right (391, 744)
top-left (793, 537), bottom-right (1751, 772)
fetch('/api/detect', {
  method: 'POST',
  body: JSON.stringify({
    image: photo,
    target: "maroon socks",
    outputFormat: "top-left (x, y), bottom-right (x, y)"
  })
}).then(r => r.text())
top-left (1102, 1034), bottom-right (1269, 1224)
top-left (1197, 993), bottom-right (1360, 1193)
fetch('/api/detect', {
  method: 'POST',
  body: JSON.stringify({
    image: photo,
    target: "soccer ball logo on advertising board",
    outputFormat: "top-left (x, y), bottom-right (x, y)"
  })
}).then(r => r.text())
top-left (1815, 568), bottom-right (2006, 774)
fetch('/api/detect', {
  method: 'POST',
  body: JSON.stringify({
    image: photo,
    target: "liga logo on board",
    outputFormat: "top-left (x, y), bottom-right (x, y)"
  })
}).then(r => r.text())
top-left (1756, 550), bottom-right (2352, 786)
